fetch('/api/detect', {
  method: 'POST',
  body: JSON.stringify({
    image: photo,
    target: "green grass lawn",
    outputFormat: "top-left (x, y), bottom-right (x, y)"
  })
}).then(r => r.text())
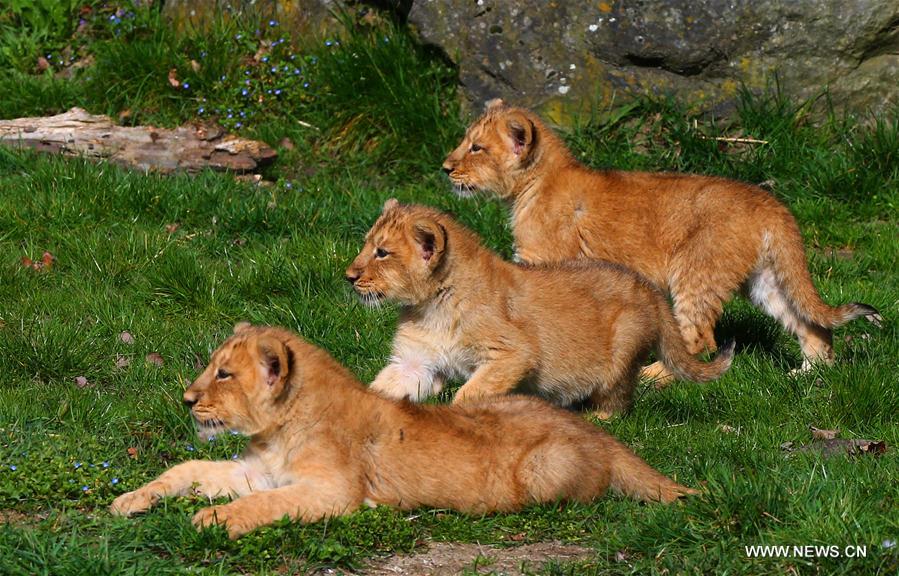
top-left (0, 4), bottom-right (897, 575)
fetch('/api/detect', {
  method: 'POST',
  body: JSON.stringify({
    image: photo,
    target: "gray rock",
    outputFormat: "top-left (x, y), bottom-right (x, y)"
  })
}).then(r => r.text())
top-left (408, 0), bottom-right (899, 120)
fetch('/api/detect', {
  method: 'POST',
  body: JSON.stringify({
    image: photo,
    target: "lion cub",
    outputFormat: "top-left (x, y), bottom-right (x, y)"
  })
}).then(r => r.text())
top-left (442, 99), bottom-right (881, 380)
top-left (346, 200), bottom-right (733, 415)
top-left (110, 324), bottom-right (696, 538)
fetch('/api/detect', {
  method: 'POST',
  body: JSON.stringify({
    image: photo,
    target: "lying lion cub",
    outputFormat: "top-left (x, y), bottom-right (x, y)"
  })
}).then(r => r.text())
top-left (346, 200), bottom-right (733, 415)
top-left (442, 99), bottom-right (881, 380)
top-left (110, 324), bottom-right (696, 538)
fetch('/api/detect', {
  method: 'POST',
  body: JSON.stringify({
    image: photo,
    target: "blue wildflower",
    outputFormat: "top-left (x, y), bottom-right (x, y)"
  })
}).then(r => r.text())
top-left (235, 122), bottom-right (242, 128)
top-left (241, 89), bottom-right (249, 96)
top-left (303, 82), bottom-right (310, 88)
top-left (182, 83), bottom-right (190, 90)
top-left (266, 89), bottom-right (272, 94)
top-left (9, 465), bottom-right (16, 471)
top-left (111, 478), bottom-right (119, 485)
top-left (245, 70), bottom-right (251, 75)
top-left (227, 113), bottom-right (233, 119)
top-left (81, 485), bottom-right (89, 492)
top-left (274, 89), bottom-right (281, 95)
top-left (102, 461), bottom-right (110, 468)
top-left (231, 454), bottom-right (239, 460)
top-left (186, 444), bottom-right (195, 452)
top-left (220, 74), bottom-right (226, 81)
top-left (208, 435), bottom-right (216, 442)
top-left (261, 56), bottom-right (269, 63)
top-left (200, 51), bottom-right (207, 58)
top-left (285, 182), bottom-right (293, 189)
top-left (325, 40), bottom-right (333, 47)
top-left (230, 430), bottom-right (240, 436)
top-left (74, 462), bottom-right (82, 469)
top-left (235, 33), bottom-right (242, 40)
top-left (269, 19), bottom-right (278, 27)
top-left (198, 107), bottom-right (205, 114)
top-left (239, 111), bottom-right (246, 117)
top-left (293, 68), bottom-right (301, 75)
top-left (271, 66), bottom-right (278, 73)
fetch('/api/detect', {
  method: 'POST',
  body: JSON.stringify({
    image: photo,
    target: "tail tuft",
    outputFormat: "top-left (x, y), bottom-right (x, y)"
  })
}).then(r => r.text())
top-left (839, 302), bottom-right (882, 329)
top-left (609, 445), bottom-right (700, 504)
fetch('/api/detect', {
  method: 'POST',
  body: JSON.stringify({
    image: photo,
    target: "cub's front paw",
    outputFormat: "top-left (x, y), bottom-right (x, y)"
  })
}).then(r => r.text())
top-left (109, 488), bottom-right (157, 517)
top-left (192, 504), bottom-right (257, 539)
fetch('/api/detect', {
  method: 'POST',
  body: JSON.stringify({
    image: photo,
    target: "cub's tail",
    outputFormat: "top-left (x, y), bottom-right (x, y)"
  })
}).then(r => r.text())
top-left (655, 302), bottom-right (735, 382)
top-left (766, 219), bottom-right (882, 329)
top-left (608, 443), bottom-right (698, 503)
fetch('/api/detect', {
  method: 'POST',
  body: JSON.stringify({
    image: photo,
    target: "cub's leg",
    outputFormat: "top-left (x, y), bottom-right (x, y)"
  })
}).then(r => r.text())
top-left (647, 234), bottom-right (749, 385)
top-left (746, 266), bottom-right (833, 371)
top-left (110, 460), bottom-right (262, 517)
top-left (370, 358), bottom-right (444, 401)
top-left (453, 349), bottom-right (534, 404)
top-left (590, 363), bottom-right (640, 419)
top-left (193, 469), bottom-right (363, 539)
top-left (591, 309), bottom-right (651, 418)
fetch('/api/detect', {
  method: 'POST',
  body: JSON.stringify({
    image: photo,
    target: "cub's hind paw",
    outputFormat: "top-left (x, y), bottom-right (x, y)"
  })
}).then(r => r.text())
top-left (193, 504), bottom-right (257, 539)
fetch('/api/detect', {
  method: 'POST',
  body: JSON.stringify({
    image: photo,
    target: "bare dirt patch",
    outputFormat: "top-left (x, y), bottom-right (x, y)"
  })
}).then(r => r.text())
top-left (324, 541), bottom-right (594, 575)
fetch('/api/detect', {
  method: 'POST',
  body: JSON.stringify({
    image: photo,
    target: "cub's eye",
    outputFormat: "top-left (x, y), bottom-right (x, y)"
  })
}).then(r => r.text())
top-left (216, 368), bottom-right (231, 380)
top-left (375, 247), bottom-right (390, 259)
top-left (470, 143), bottom-right (483, 153)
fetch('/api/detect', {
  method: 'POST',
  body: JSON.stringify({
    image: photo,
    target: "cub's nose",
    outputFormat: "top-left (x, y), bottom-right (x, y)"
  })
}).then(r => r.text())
top-left (441, 163), bottom-right (453, 175)
top-left (183, 390), bottom-right (200, 408)
top-left (345, 269), bottom-right (360, 285)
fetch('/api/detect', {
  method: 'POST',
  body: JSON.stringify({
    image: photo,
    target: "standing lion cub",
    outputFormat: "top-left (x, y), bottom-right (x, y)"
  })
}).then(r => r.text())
top-left (110, 324), bottom-right (696, 538)
top-left (346, 200), bottom-right (733, 416)
top-left (442, 99), bottom-right (881, 380)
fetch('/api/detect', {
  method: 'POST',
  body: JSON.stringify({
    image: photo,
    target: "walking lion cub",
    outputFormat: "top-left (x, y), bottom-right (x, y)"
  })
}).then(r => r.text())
top-left (346, 200), bottom-right (733, 416)
top-left (442, 99), bottom-right (881, 380)
top-left (110, 324), bottom-right (696, 538)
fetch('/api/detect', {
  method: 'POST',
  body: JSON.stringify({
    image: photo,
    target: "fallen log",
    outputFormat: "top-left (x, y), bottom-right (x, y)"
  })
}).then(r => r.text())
top-left (0, 107), bottom-right (277, 173)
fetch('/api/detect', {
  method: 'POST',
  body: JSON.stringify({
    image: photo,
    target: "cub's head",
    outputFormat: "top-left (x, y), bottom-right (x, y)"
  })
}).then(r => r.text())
top-left (183, 323), bottom-right (294, 439)
top-left (442, 98), bottom-right (541, 199)
top-left (345, 199), bottom-right (448, 306)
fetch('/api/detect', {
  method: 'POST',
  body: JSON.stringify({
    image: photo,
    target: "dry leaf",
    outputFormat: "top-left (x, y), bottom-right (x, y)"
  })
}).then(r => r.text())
top-left (782, 438), bottom-right (887, 458)
top-left (810, 426), bottom-right (840, 440)
top-left (119, 331), bottom-right (134, 344)
top-left (41, 251), bottom-right (54, 269)
top-left (118, 109), bottom-right (132, 123)
top-left (279, 137), bottom-right (295, 150)
top-left (115, 354), bottom-right (131, 369)
top-left (615, 550), bottom-right (630, 563)
top-left (127, 447), bottom-right (139, 459)
top-left (718, 424), bottom-right (737, 434)
top-left (167, 68), bottom-right (180, 88)
top-left (508, 532), bottom-right (526, 541)
top-left (190, 59), bottom-right (201, 72)
top-left (165, 223), bottom-right (180, 234)
top-left (36, 56), bottom-right (50, 72)
top-left (74, 376), bottom-right (90, 388)
top-left (145, 352), bottom-right (165, 366)
top-left (20, 256), bottom-right (33, 268)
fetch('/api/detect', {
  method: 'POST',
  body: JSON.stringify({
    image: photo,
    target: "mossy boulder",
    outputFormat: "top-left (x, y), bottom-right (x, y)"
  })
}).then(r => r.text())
top-left (408, 0), bottom-right (899, 121)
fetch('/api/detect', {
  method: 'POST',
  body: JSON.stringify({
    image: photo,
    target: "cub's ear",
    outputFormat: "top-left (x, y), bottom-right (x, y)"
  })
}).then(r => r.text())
top-left (382, 198), bottom-right (400, 213)
top-left (233, 322), bottom-right (252, 335)
top-left (412, 217), bottom-right (447, 267)
top-left (485, 98), bottom-right (505, 111)
top-left (504, 110), bottom-right (536, 158)
top-left (256, 336), bottom-right (292, 396)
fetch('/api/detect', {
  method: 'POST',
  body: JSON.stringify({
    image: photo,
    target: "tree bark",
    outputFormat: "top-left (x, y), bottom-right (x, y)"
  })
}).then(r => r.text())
top-left (0, 107), bottom-right (277, 174)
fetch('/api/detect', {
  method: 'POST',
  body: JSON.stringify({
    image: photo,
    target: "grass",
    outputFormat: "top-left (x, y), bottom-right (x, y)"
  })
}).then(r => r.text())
top-left (0, 4), bottom-right (897, 575)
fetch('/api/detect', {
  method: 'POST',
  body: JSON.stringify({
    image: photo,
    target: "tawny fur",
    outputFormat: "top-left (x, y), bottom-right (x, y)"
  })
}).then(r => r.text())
top-left (442, 99), bottom-right (881, 379)
top-left (109, 324), bottom-right (696, 538)
top-left (345, 201), bottom-right (733, 416)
